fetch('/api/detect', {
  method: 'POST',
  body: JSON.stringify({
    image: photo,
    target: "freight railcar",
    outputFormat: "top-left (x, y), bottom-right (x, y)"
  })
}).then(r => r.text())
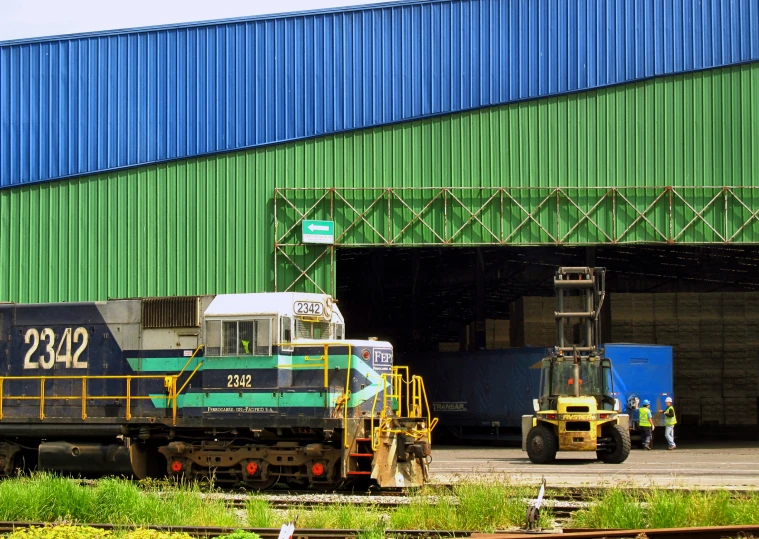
top-left (0, 293), bottom-right (435, 489)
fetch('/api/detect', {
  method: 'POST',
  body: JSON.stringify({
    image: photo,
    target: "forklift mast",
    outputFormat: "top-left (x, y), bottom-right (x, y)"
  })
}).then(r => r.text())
top-left (553, 267), bottom-right (606, 357)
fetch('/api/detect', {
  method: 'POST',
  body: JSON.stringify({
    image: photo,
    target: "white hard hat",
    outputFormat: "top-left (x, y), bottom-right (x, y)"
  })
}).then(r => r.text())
top-left (665, 397), bottom-right (673, 403)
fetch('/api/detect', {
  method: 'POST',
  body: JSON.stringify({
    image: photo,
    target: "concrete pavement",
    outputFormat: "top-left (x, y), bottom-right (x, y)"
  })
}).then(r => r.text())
top-left (428, 442), bottom-right (759, 489)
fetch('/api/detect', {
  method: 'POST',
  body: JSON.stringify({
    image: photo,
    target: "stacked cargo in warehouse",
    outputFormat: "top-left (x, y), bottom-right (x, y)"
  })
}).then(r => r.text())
top-left (439, 319), bottom-right (511, 353)
top-left (510, 296), bottom-right (583, 348)
top-left (610, 292), bottom-right (759, 428)
top-left (486, 319), bottom-right (511, 349)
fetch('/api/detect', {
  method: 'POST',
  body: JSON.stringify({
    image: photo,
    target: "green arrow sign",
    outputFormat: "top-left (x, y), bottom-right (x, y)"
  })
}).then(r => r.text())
top-left (302, 220), bottom-right (335, 244)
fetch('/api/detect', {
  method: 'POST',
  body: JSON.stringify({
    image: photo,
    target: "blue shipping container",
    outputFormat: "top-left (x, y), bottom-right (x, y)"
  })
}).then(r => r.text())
top-left (605, 343), bottom-right (674, 423)
top-left (2, 0), bottom-right (758, 187)
top-left (411, 347), bottom-right (549, 439)
top-left (412, 343), bottom-right (673, 441)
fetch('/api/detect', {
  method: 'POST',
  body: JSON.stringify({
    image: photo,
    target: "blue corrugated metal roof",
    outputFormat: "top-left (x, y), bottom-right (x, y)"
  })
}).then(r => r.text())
top-left (2, 0), bottom-right (759, 188)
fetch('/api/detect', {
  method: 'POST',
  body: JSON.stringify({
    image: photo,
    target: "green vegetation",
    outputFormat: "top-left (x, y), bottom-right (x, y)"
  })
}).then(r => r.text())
top-left (5, 526), bottom-right (202, 539)
top-left (5, 475), bottom-right (759, 537)
top-left (569, 488), bottom-right (759, 529)
top-left (252, 483), bottom-right (554, 532)
top-left (0, 474), bottom-right (237, 527)
top-left (4, 527), bottom-right (260, 539)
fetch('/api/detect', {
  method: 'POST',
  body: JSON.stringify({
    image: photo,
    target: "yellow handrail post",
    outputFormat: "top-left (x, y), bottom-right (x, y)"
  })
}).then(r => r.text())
top-left (81, 378), bottom-right (87, 420)
top-left (39, 378), bottom-right (45, 420)
top-left (405, 369), bottom-right (410, 417)
top-left (0, 378), bottom-right (3, 420)
top-left (171, 377), bottom-right (178, 425)
top-left (323, 344), bottom-right (329, 388)
top-left (126, 377), bottom-right (132, 421)
top-left (342, 344), bottom-right (351, 449)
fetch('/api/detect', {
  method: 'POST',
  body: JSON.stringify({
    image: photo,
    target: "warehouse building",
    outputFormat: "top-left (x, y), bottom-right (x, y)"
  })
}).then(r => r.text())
top-left (1, 0), bottom-right (759, 432)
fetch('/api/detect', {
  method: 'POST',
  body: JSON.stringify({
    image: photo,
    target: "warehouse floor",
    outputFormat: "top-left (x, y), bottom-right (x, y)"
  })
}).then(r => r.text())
top-left (429, 442), bottom-right (759, 488)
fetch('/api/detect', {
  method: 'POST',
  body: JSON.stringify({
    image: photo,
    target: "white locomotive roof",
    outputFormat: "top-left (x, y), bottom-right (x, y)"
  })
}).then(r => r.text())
top-left (204, 292), bottom-right (344, 323)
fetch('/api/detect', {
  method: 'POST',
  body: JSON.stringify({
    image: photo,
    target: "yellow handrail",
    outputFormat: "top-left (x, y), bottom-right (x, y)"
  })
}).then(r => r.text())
top-left (176, 345), bottom-right (205, 379)
top-left (0, 344), bottom-right (206, 425)
top-left (0, 374), bottom-right (181, 424)
top-left (369, 367), bottom-right (438, 450)
top-left (175, 345), bottom-right (206, 396)
top-left (342, 349), bottom-right (352, 449)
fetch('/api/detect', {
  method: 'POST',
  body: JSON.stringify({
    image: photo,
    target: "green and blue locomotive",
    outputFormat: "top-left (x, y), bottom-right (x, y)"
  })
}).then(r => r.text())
top-left (0, 293), bottom-right (435, 489)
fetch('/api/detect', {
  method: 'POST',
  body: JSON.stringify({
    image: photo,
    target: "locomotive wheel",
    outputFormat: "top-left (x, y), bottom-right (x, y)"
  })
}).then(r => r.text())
top-left (526, 424), bottom-right (558, 464)
top-left (311, 462), bottom-right (343, 492)
top-left (597, 424), bottom-right (632, 464)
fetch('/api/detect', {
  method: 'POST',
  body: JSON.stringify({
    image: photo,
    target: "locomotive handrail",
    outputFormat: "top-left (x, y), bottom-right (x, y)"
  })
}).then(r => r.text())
top-left (175, 345), bottom-right (205, 382)
top-left (411, 375), bottom-right (438, 443)
top-left (0, 344), bottom-right (207, 425)
top-left (370, 367), bottom-right (438, 450)
top-left (0, 374), bottom-right (181, 424)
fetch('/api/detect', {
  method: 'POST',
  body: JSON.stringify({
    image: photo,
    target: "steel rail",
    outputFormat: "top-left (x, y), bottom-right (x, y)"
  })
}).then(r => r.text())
top-left (473, 524), bottom-right (759, 539)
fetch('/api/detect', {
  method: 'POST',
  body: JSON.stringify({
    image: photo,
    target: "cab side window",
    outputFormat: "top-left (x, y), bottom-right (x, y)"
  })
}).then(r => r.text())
top-left (205, 318), bottom-right (272, 356)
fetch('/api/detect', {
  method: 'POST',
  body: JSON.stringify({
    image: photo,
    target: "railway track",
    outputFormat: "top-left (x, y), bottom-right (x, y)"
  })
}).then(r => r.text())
top-left (477, 525), bottom-right (759, 538)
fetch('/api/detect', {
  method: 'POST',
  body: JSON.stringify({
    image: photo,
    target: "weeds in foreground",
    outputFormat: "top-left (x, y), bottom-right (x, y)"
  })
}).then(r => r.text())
top-left (6, 474), bottom-right (759, 534)
top-left (0, 474), bottom-right (237, 527)
top-left (570, 488), bottom-right (759, 529)
top-left (251, 483), bottom-right (553, 533)
top-left (5, 526), bottom-right (257, 539)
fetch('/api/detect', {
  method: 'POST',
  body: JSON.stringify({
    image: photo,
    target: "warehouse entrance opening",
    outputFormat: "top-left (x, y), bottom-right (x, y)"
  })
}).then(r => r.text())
top-left (334, 245), bottom-right (759, 442)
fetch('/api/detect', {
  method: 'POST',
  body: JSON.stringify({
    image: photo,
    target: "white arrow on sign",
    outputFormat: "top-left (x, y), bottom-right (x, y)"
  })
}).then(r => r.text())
top-left (308, 224), bottom-right (330, 232)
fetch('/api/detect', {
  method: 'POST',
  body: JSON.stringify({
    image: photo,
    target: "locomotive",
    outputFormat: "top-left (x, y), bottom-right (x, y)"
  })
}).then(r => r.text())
top-left (0, 293), bottom-right (435, 489)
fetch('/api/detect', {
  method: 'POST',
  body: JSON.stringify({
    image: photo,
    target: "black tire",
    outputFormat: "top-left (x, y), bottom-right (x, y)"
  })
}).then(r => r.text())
top-left (597, 423), bottom-right (631, 464)
top-left (526, 424), bottom-right (558, 464)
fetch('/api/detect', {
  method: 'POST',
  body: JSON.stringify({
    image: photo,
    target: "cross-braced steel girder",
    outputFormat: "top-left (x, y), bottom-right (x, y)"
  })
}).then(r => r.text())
top-left (274, 186), bottom-right (759, 293)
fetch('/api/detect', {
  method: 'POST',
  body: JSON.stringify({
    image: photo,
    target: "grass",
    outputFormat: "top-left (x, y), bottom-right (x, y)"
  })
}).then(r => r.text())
top-left (6, 475), bottom-right (759, 535)
top-left (248, 482), bottom-right (554, 532)
top-left (5, 527), bottom-right (257, 539)
top-left (0, 474), bottom-right (238, 527)
top-left (569, 488), bottom-right (759, 529)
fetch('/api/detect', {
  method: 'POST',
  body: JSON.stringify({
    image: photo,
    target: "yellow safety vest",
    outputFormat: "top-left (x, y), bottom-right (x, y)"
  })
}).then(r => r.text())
top-left (638, 407), bottom-right (652, 427)
top-left (664, 406), bottom-right (677, 426)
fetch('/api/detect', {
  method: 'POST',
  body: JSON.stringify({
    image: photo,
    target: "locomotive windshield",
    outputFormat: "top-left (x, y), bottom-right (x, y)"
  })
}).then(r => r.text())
top-left (293, 318), bottom-right (345, 341)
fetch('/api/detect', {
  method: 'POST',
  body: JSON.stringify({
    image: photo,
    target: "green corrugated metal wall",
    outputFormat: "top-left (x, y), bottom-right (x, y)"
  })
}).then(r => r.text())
top-left (1, 63), bottom-right (758, 302)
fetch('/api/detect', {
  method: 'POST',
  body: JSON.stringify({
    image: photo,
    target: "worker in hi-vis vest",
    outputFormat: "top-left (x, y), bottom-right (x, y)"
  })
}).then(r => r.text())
top-left (661, 396), bottom-right (677, 450)
top-left (638, 400), bottom-right (654, 450)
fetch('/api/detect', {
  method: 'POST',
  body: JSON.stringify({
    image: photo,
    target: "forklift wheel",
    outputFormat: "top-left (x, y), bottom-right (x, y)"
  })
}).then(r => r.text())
top-left (597, 424), bottom-right (632, 464)
top-left (526, 425), bottom-right (558, 464)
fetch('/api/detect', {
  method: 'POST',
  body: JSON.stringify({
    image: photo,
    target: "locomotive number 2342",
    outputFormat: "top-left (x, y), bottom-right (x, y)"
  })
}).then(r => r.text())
top-left (23, 327), bottom-right (90, 369)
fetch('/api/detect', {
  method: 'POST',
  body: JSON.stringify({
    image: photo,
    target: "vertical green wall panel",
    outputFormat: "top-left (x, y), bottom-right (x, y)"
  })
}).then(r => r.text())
top-left (1, 63), bottom-right (758, 303)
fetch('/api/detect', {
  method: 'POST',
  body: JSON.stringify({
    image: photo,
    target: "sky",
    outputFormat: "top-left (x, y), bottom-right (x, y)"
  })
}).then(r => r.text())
top-left (0, 0), bottom-right (391, 41)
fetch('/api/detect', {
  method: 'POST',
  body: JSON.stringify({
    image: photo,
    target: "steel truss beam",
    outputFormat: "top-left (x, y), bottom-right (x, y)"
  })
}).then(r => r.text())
top-left (274, 186), bottom-right (759, 293)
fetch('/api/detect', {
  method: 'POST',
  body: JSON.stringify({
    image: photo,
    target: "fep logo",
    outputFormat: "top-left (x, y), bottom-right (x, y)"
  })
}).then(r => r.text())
top-left (372, 348), bottom-right (392, 373)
